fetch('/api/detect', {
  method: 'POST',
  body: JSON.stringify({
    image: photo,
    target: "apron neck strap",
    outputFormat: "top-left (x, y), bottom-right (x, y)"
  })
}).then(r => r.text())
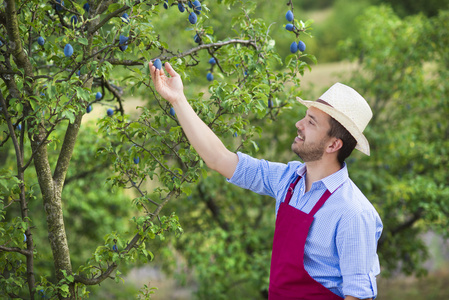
top-left (285, 174), bottom-right (333, 217)
top-left (284, 175), bottom-right (302, 204)
top-left (309, 189), bottom-right (332, 216)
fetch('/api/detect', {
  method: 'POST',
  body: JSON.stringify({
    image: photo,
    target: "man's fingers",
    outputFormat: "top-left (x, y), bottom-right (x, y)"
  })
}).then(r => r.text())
top-left (149, 62), bottom-right (157, 80)
top-left (164, 62), bottom-right (179, 78)
top-left (149, 61), bottom-right (163, 86)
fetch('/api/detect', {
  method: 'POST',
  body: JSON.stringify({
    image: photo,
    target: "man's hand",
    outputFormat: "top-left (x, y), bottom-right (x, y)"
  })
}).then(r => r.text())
top-left (149, 61), bottom-right (185, 105)
top-left (147, 61), bottom-right (238, 179)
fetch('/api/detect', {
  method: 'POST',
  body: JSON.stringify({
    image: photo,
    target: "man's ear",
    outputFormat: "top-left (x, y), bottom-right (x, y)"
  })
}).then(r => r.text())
top-left (326, 138), bottom-right (343, 154)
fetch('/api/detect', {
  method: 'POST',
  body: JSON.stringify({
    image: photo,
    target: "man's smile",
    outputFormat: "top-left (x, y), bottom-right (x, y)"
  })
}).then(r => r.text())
top-left (295, 132), bottom-right (304, 142)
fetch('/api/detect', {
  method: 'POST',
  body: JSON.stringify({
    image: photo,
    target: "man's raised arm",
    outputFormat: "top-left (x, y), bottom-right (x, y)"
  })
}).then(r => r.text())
top-left (149, 61), bottom-right (238, 179)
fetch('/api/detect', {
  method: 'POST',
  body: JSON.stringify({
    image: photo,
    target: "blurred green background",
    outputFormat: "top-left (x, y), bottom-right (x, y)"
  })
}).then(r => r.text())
top-left (11, 0), bottom-right (447, 298)
top-left (83, 0), bottom-right (449, 299)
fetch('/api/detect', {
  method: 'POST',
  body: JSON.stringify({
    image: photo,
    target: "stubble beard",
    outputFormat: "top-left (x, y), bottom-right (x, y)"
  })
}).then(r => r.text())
top-left (292, 138), bottom-right (327, 162)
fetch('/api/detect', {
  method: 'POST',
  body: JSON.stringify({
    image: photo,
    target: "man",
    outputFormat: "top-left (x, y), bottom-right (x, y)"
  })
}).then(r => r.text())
top-left (149, 61), bottom-right (383, 300)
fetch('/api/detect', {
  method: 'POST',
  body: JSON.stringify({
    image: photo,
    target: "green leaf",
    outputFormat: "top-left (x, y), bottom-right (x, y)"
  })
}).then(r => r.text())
top-left (59, 284), bottom-right (70, 297)
top-left (75, 54), bottom-right (83, 63)
top-left (107, 3), bottom-right (121, 13)
top-left (62, 110), bottom-right (76, 124)
top-left (78, 37), bottom-right (88, 45)
top-left (251, 140), bottom-right (259, 152)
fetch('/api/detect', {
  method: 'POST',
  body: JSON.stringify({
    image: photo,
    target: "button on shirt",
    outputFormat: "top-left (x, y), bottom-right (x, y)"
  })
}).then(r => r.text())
top-left (227, 152), bottom-right (383, 299)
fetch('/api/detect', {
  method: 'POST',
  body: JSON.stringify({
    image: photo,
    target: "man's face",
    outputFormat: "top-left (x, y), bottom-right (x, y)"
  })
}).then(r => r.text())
top-left (291, 107), bottom-right (333, 162)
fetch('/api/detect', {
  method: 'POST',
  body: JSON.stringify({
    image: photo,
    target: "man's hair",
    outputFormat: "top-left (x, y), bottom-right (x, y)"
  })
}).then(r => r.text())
top-left (327, 117), bottom-right (357, 165)
top-left (315, 99), bottom-right (357, 164)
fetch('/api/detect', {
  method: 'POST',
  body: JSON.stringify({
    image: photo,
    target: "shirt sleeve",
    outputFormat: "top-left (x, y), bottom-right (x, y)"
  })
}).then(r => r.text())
top-left (337, 209), bottom-right (383, 299)
top-left (227, 152), bottom-right (290, 199)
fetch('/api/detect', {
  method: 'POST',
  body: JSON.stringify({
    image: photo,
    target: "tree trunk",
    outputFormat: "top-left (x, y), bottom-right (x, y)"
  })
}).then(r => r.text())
top-left (31, 133), bottom-right (74, 299)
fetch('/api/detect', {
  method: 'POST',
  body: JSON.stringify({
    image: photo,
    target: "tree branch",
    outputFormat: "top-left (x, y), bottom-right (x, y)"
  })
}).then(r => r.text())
top-left (64, 162), bottom-right (110, 185)
top-left (53, 113), bottom-right (84, 190)
top-left (198, 185), bottom-right (230, 231)
top-left (391, 208), bottom-right (423, 236)
top-left (74, 262), bottom-right (118, 285)
top-left (106, 39), bottom-right (257, 66)
top-left (0, 91), bottom-right (23, 171)
top-left (5, 0), bottom-right (34, 76)
top-left (89, 4), bottom-right (130, 35)
top-left (4, 1), bottom-right (37, 295)
top-left (378, 208), bottom-right (423, 248)
top-left (0, 245), bottom-right (32, 256)
top-left (75, 190), bottom-right (178, 285)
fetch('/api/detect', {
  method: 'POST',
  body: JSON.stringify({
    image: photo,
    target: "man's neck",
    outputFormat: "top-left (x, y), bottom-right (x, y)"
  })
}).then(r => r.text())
top-left (304, 159), bottom-right (341, 192)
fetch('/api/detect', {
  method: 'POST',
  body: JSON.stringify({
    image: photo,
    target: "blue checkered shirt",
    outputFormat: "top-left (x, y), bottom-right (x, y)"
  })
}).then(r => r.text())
top-left (227, 152), bottom-right (383, 299)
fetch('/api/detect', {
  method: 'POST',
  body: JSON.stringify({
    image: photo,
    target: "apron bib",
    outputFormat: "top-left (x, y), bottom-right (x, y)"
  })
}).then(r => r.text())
top-left (268, 175), bottom-right (343, 300)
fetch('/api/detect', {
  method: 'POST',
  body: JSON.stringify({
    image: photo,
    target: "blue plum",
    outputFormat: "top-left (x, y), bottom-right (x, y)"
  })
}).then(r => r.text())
top-left (64, 44), bottom-right (73, 57)
top-left (70, 15), bottom-right (78, 25)
top-left (189, 12), bottom-right (197, 24)
top-left (83, 3), bottom-right (90, 12)
top-left (153, 58), bottom-right (162, 70)
top-left (297, 40), bottom-right (306, 52)
top-left (285, 23), bottom-right (294, 31)
top-left (121, 13), bottom-right (129, 23)
top-left (178, 3), bottom-right (185, 12)
top-left (194, 34), bottom-right (201, 43)
top-left (193, 0), bottom-right (201, 14)
top-left (206, 72), bottom-right (214, 81)
top-left (286, 10), bottom-right (294, 22)
top-left (55, 0), bottom-right (64, 11)
top-left (290, 41), bottom-right (298, 53)
top-left (119, 35), bottom-right (128, 45)
top-left (119, 35), bottom-right (129, 51)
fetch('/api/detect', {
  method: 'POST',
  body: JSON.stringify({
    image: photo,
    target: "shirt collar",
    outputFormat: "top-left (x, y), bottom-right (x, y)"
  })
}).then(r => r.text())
top-left (295, 162), bottom-right (349, 193)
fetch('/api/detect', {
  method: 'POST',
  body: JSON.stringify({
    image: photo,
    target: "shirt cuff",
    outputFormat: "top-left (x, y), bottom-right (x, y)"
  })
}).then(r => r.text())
top-left (226, 152), bottom-right (245, 184)
top-left (342, 272), bottom-right (377, 299)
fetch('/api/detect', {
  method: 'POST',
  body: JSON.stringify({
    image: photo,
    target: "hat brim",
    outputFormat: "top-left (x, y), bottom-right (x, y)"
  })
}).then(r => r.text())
top-left (296, 97), bottom-right (370, 156)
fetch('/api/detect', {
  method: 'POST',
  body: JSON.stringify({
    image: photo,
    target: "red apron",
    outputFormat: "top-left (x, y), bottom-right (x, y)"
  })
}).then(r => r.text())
top-left (269, 176), bottom-right (344, 300)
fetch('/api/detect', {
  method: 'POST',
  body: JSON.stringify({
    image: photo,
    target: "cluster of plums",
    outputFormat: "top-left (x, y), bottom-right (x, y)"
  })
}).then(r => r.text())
top-left (170, 0), bottom-right (202, 25)
top-left (50, 2), bottom-right (91, 57)
top-left (285, 10), bottom-right (306, 53)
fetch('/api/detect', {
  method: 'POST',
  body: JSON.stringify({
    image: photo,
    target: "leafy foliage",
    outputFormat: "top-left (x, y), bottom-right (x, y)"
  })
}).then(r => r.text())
top-left (158, 4), bottom-right (449, 300)
top-left (341, 5), bottom-right (449, 276)
top-left (371, 0), bottom-right (449, 17)
top-left (0, 0), bottom-right (313, 298)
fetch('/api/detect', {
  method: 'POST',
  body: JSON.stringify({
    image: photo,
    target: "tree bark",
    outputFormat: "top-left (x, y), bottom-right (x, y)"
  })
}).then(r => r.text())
top-left (4, 0), bottom-right (82, 298)
top-left (4, 0), bottom-right (37, 296)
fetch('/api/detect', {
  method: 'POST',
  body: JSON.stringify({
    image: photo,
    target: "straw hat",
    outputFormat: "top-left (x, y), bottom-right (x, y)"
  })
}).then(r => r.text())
top-left (296, 82), bottom-right (373, 156)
